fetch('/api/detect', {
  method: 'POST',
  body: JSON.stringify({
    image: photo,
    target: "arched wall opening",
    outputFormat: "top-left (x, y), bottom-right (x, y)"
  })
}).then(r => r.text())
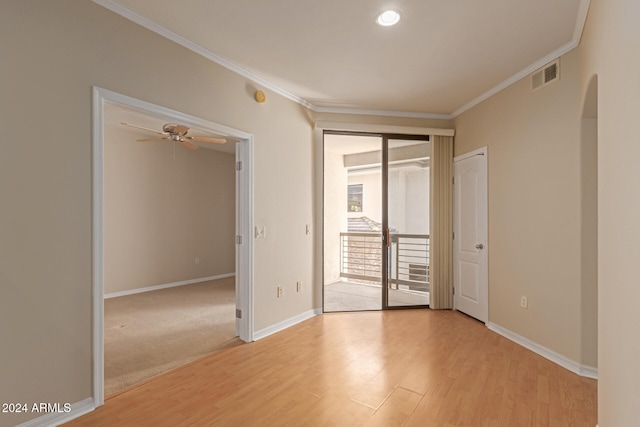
top-left (580, 74), bottom-right (598, 372)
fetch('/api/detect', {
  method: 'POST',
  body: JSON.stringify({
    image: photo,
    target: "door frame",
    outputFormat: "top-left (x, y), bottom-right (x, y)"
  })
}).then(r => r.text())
top-left (92, 87), bottom-right (254, 406)
top-left (453, 146), bottom-right (488, 322)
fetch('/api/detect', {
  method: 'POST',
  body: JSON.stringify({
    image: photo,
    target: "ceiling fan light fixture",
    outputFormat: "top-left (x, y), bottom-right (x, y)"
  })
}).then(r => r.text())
top-left (376, 10), bottom-right (401, 26)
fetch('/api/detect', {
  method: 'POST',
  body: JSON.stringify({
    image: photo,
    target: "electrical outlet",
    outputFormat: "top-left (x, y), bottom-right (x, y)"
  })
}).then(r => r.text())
top-left (296, 281), bottom-right (302, 292)
top-left (277, 286), bottom-right (283, 298)
top-left (520, 295), bottom-right (528, 309)
top-left (194, 257), bottom-right (200, 265)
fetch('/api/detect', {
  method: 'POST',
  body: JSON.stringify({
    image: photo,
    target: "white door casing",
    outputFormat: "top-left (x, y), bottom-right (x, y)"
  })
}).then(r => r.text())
top-left (453, 147), bottom-right (488, 322)
top-left (92, 87), bottom-right (254, 407)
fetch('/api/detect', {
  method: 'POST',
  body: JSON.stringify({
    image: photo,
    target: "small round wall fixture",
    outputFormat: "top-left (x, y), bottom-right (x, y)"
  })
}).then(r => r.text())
top-left (255, 90), bottom-right (266, 104)
top-left (376, 10), bottom-right (401, 26)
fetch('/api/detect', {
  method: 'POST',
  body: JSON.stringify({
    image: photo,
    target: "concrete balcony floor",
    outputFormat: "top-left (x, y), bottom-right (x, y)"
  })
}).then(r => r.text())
top-left (324, 280), bottom-right (429, 312)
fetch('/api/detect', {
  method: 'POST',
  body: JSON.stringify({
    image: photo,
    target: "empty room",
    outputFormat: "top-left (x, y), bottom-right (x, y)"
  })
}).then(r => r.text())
top-left (102, 103), bottom-right (239, 396)
top-left (2, 1), bottom-right (639, 427)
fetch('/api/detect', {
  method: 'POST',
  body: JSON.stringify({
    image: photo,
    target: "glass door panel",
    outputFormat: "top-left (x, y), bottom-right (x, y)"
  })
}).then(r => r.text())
top-left (323, 133), bottom-right (383, 312)
top-left (385, 138), bottom-right (430, 307)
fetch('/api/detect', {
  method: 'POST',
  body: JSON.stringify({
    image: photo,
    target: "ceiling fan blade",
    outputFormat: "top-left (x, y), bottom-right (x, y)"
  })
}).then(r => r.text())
top-left (121, 122), bottom-right (167, 136)
top-left (178, 139), bottom-right (199, 151)
top-left (187, 136), bottom-right (226, 144)
top-left (136, 138), bottom-right (168, 142)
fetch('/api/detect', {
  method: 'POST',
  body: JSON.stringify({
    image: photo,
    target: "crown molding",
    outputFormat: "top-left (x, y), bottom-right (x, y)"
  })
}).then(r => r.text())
top-left (452, 0), bottom-right (591, 118)
top-left (313, 106), bottom-right (453, 120)
top-left (314, 121), bottom-right (454, 137)
top-left (92, 0), bottom-right (315, 110)
top-left (94, 0), bottom-right (591, 121)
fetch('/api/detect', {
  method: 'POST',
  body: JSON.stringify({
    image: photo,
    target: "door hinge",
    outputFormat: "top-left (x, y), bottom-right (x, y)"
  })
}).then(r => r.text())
top-left (235, 308), bottom-right (242, 319)
top-left (452, 177), bottom-right (455, 185)
top-left (235, 235), bottom-right (243, 244)
top-left (453, 231), bottom-right (455, 240)
top-left (236, 161), bottom-right (242, 171)
top-left (452, 287), bottom-right (455, 296)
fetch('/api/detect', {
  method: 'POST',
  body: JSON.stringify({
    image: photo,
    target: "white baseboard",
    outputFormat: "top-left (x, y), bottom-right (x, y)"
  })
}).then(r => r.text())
top-left (104, 273), bottom-right (235, 299)
top-left (15, 397), bottom-right (94, 427)
top-left (579, 364), bottom-right (599, 379)
top-left (253, 308), bottom-right (322, 341)
top-left (487, 322), bottom-right (598, 379)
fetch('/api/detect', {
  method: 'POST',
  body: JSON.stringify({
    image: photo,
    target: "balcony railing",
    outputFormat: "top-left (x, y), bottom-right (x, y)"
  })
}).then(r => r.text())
top-left (390, 233), bottom-right (430, 292)
top-left (340, 232), bottom-right (429, 291)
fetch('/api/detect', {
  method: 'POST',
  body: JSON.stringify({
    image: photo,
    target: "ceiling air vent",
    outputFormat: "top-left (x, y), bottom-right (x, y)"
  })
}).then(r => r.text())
top-left (532, 59), bottom-right (560, 92)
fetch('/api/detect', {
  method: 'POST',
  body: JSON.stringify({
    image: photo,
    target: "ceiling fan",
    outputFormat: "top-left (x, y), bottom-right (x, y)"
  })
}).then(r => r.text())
top-left (121, 122), bottom-right (226, 151)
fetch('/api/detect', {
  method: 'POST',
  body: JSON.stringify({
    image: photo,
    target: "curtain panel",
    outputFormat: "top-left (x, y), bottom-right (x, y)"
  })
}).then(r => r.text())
top-left (429, 135), bottom-right (454, 309)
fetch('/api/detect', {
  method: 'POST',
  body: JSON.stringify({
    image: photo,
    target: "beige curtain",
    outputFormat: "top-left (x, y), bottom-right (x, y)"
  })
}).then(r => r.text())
top-left (429, 135), bottom-right (454, 309)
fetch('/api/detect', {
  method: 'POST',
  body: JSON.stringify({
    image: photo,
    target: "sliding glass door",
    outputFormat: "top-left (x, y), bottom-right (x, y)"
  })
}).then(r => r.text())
top-left (323, 132), bottom-right (430, 312)
top-left (384, 137), bottom-right (430, 307)
top-left (323, 133), bottom-right (383, 311)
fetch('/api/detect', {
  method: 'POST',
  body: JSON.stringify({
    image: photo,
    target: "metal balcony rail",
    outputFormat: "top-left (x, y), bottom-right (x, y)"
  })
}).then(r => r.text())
top-left (390, 233), bottom-right (430, 292)
top-left (340, 232), bottom-right (429, 291)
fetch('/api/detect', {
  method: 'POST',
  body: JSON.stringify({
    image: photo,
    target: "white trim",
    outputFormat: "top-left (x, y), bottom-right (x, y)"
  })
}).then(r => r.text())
top-left (235, 138), bottom-right (254, 342)
top-left (453, 146), bottom-right (487, 163)
top-left (15, 398), bottom-right (94, 427)
top-left (103, 273), bottom-right (235, 299)
top-left (313, 106), bottom-right (451, 120)
top-left (314, 121), bottom-right (455, 137)
top-left (92, 0), bottom-right (313, 111)
top-left (93, 0), bottom-right (591, 120)
top-left (92, 86), bottom-right (255, 409)
top-left (91, 87), bottom-right (106, 407)
top-left (253, 309), bottom-right (322, 341)
top-left (93, 88), bottom-right (252, 140)
top-left (579, 364), bottom-right (599, 379)
top-left (487, 322), bottom-right (598, 379)
top-left (573, 0), bottom-right (592, 43)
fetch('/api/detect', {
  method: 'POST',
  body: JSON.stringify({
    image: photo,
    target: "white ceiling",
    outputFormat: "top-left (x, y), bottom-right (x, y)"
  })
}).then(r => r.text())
top-left (96, 0), bottom-right (589, 118)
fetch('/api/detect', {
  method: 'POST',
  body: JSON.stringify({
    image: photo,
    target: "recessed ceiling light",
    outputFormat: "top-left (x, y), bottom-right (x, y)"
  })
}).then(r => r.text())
top-left (376, 10), bottom-right (401, 26)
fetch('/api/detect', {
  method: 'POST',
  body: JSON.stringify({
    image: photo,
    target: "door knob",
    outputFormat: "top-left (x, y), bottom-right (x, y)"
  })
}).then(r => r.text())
top-left (475, 243), bottom-right (484, 250)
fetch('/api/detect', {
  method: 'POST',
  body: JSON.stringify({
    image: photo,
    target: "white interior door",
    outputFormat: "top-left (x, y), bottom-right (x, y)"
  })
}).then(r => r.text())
top-left (453, 147), bottom-right (488, 322)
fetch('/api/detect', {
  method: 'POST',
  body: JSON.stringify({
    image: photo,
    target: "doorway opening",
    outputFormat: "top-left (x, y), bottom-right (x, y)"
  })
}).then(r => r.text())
top-left (102, 102), bottom-right (240, 395)
top-left (323, 131), bottom-right (430, 312)
top-left (92, 87), bottom-right (254, 406)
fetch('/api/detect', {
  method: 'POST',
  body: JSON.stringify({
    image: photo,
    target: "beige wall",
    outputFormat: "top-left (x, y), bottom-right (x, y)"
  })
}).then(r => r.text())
top-left (578, 0), bottom-right (640, 424)
top-left (104, 124), bottom-right (236, 295)
top-left (454, 47), bottom-right (593, 365)
top-left (0, 1), bottom-right (313, 425)
top-left (454, 0), bottom-right (640, 421)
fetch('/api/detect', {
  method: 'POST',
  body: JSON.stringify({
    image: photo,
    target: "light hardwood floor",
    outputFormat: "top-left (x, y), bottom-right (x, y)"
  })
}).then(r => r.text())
top-left (66, 310), bottom-right (597, 426)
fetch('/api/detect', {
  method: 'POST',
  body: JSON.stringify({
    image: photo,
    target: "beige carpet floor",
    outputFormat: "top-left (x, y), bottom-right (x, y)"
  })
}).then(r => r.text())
top-left (104, 277), bottom-right (238, 396)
